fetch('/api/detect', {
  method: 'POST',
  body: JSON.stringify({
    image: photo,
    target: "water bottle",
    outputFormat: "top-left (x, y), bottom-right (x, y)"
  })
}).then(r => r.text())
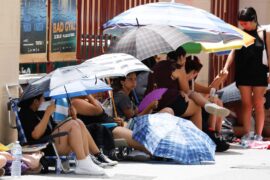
top-left (11, 141), bottom-right (22, 177)
top-left (210, 88), bottom-right (216, 97)
top-left (241, 132), bottom-right (254, 148)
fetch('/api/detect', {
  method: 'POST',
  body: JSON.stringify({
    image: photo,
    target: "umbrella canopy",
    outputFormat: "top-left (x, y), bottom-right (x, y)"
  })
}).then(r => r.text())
top-left (132, 113), bottom-right (216, 164)
top-left (138, 88), bottom-right (167, 113)
top-left (82, 53), bottom-right (151, 74)
top-left (103, 2), bottom-right (242, 43)
top-left (20, 53), bottom-right (147, 102)
top-left (182, 25), bottom-right (255, 54)
top-left (44, 78), bottom-right (112, 99)
top-left (19, 64), bottom-right (109, 102)
top-left (107, 25), bottom-right (193, 60)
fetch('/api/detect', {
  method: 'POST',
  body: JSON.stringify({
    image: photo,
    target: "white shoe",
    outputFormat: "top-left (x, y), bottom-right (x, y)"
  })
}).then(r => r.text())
top-left (75, 157), bottom-right (105, 175)
top-left (205, 103), bottom-right (230, 117)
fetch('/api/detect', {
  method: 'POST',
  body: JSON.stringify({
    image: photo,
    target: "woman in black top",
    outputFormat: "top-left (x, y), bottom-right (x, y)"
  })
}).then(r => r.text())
top-left (18, 94), bottom-right (105, 175)
top-left (222, 7), bottom-right (270, 139)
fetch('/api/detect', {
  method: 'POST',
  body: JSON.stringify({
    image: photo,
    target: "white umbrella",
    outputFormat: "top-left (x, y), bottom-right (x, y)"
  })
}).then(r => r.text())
top-left (82, 53), bottom-right (151, 77)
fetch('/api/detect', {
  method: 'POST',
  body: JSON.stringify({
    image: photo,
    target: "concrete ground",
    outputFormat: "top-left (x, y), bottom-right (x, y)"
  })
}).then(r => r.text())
top-left (1, 144), bottom-right (270, 180)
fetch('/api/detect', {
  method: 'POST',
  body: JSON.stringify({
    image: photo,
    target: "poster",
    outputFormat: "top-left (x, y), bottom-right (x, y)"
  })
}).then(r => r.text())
top-left (20, 0), bottom-right (47, 62)
top-left (50, 0), bottom-right (77, 61)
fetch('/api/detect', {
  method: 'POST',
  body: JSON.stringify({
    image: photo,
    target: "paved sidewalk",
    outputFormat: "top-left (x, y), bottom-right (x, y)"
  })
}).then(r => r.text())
top-left (1, 144), bottom-right (270, 180)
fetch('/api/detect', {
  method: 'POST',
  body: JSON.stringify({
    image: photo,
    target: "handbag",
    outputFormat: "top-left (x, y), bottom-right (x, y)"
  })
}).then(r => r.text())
top-left (262, 30), bottom-right (269, 66)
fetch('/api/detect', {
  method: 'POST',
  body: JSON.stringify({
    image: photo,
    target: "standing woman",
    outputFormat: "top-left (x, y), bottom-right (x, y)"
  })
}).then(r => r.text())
top-left (221, 7), bottom-right (270, 139)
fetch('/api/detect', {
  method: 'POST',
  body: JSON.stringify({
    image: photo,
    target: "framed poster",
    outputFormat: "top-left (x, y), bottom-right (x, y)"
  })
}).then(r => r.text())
top-left (50, 0), bottom-right (77, 61)
top-left (20, 0), bottom-right (47, 63)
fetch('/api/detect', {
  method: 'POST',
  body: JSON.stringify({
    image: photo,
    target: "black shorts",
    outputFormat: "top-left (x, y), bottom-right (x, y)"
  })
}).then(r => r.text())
top-left (168, 95), bottom-right (189, 117)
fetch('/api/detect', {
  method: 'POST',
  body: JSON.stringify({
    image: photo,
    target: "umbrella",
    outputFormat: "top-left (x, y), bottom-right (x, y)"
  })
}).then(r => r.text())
top-left (82, 53), bottom-right (151, 75)
top-left (103, 2), bottom-right (242, 43)
top-left (19, 53), bottom-right (146, 102)
top-left (138, 88), bottom-right (167, 113)
top-left (132, 113), bottom-right (216, 164)
top-left (19, 64), bottom-right (109, 102)
top-left (107, 25), bottom-right (193, 60)
top-left (44, 77), bottom-right (112, 99)
top-left (182, 25), bottom-right (255, 54)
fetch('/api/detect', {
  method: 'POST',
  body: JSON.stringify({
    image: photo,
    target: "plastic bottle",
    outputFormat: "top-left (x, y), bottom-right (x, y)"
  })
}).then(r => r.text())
top-left (11, 141), bottom-right (22, 177)
top-left (241, 132), bottom-right (254, 148)
top-left (210, 88), bottom-right (216, 97)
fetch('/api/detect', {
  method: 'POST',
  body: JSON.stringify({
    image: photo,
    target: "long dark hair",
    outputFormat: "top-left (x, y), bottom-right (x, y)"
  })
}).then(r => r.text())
top-left (111, 76), bottom-right (126, 93)
top-left (18, 94), bottom-right (43, 108)
top-left (185, 56), bottom-right (203, 74)
top-left (167, 46), bottom-right (186, 69)
top-left (238, 7), bottom-right (259, 25)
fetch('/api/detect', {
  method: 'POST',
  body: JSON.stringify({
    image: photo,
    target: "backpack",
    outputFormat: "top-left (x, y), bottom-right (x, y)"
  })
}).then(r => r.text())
top-left (86, 123), bottom-right (115, 155)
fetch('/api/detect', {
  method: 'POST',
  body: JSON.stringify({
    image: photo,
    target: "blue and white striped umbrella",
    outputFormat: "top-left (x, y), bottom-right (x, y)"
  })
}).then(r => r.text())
top-left (132, 113), bottom-right (216, 164)
top-left (44, 78), bottom-right (112, 99)
top-left (103, 2), bottom-right (242, 43)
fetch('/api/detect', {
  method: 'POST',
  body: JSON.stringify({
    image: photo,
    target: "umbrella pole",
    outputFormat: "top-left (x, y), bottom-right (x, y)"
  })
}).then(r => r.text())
top-left (105, 78), bottom-right (118, 118)
top-left (109, 90), bottom-right (118, 118)
top-left (64, 85), bottom-right (72, 107)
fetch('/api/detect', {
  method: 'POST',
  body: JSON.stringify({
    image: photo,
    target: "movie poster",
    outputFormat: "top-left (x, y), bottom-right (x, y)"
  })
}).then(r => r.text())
top-left (50, 0), bottom-right (77, 61)
top-left (20, 0), bottom-right (47, 62)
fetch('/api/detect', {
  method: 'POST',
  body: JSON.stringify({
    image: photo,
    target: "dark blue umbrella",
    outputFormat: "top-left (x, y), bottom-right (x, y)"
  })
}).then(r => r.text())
top-left (132, 113), bottom-right (216, 164)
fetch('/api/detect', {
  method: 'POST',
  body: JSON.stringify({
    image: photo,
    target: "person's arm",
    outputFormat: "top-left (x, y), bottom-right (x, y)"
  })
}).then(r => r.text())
top-left (172, 68), bottom-right (190, 94)
top-left (194, 82), bottom-right (211, 94)
top-left (71, 95), bottom-right (103, 116)
top-left (221, 50), bottom-right (235, 75)
top-left (32, 103), bottom-right (55, 140)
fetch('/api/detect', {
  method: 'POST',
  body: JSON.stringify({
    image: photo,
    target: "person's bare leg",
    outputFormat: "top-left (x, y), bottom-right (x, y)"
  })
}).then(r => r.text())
top-left (112, 127), bottom-right (149, 154)
top-left (214, 99), bottom-right (223, 132)
top-left (238, 86), bottom-right (253, 135)
top-left (253, 86), bottom-right (267, 135)
top-left (52, 121), bottom-right (87, 160)
top-left (0, 155), bottom-right (7, 169)
top-left (158, 107), bottom-right (174, 115)
top-left (182, 99), bottom-right (202, 129)
top-left (188, 91), bottom-right (208, 107)
top-left (208, 115), bottom-right (216, 130)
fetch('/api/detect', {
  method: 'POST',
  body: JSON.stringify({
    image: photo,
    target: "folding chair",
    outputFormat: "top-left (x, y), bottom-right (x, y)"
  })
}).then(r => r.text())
top-left (6, 84), bottom-right (72, 174)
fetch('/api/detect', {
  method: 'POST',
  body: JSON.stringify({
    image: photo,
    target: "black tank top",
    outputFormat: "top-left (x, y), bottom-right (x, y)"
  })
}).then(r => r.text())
top-left (234, 28), bottom-right (267, 86)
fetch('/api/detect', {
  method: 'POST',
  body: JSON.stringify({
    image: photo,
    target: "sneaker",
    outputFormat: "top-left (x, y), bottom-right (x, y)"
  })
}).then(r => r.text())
top-left (75, 157), bottom-right (105, 175)
top-left (90, 155), bottom-right (108, 168)
top-left (95, 153), bottom-right (118, 166)
top-left (206, 130), bottom-right (230, 152)
top-left (126, 150), bottom-right (151, 161)
top-left (253, 134), bottom-right (263, 141)
top-left (205, 103), bottom-right (230, 117)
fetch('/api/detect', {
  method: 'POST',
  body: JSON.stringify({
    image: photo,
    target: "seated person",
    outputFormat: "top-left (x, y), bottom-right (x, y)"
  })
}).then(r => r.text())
top-left (185, 56), bottom-right (230, 152)
top-left (111, 72), bottom-right (174, 123)
top-left (185, 56), bottom-right (228, 132)
top-left (18, 94), bottom-right (107, 175)
top-left (145, 48), bottom-right (228, 129)
top-left (71, 94), bottom-right (152, 154)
